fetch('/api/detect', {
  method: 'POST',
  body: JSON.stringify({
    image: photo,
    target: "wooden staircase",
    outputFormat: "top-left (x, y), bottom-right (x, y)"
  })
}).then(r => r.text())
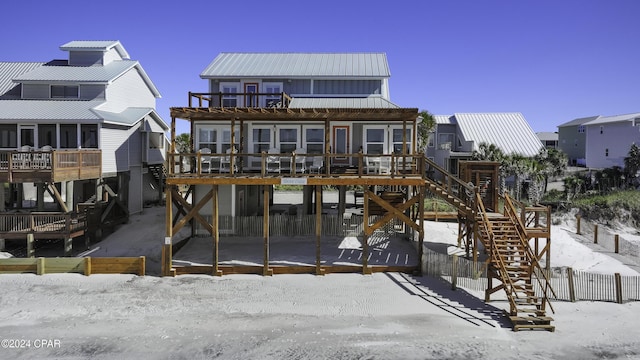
top-left (479, 213), bottom-right (555, 331)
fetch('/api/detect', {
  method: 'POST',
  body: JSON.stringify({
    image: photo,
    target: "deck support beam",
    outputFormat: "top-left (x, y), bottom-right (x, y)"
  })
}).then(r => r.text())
top-left (262, 185), bottom-right (272, 276)
top-left (212, 185), bottom-right (222, 276)
top-left (162, 184), bottom-right (173, 276)
top-left (315, 185), bottom-right (324, 275)
top-left (362, 186), bottom-right (371, 274)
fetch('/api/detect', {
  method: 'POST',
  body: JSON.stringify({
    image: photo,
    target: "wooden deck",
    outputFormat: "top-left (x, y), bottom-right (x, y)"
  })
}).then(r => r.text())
top-left (0, 212), bottom-right (86, 240)
top-left (0, 149), bottom-right (101, 183)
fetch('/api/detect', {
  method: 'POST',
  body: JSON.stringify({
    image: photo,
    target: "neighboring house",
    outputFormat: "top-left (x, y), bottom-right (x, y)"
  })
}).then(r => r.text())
top-left (557, 116), bottom-right (597, 166)
top-left (176, 52), bottom-right (417, 233)
top-left (582, 112), bottom-right (640, 169)
top-left (537, 132), bottom-right (558, 149)
top-left (426, 113), bottom-right (542, 174)
top-left (0, 40), bottom-right (168, 215)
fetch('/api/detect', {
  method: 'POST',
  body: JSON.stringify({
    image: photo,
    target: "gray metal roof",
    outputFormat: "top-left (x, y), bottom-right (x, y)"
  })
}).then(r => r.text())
top-left (289, 97), bottom-right (399, 109)
top-left (434, 115), bottom-right (453, 124)
top-left (557, 115), bottom-right (599, 127)
top-left (0, 62), bottom-right (44, 96)
top-left (0, 100), bottom-right (104, 120)
top-left (14, 60), bottom-right (137, 83)
top-left (93, 107), bottom-right (169, 129)
top-left (536, 132), bottom-right (558, 141)
top-left (583, 112), bottom-right (640, 125)
top-left (453, 113), bottom-right (542, 156)
top-left (201, 53), bottom-right (390, 79)
top-left (59, 40), bottom-right (130, 59)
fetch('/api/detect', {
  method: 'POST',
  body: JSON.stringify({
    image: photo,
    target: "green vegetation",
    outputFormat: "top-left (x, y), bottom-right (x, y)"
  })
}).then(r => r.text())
top-left (571, 191), bottom-right (640, 224)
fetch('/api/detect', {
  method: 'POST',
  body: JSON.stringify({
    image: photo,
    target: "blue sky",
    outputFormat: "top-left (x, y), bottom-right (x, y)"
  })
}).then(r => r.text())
top-left (3, 0), bottom-right (639, 135)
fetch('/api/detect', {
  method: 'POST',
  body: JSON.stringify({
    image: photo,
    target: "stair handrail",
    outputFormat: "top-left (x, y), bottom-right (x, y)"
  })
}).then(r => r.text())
top-left (476, 192), bottom-right (520, 314)
top-left (503, 194), bottom-right (556, 314)
top-left (422, 156), bottom-right (475, 214)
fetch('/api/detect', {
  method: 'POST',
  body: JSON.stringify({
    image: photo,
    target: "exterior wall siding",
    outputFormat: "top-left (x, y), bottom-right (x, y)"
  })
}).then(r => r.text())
top-left (128, 165), bottom-right (143, 214)
top-left (585, 122), bottom-right (639, 169)
top-left (558, 126), bottom-right (587, 166)
top-left (22, 84), bottom-right (49, 99)
top-left (102, 69), bottom-right (155, 113)
top-left (100, 125), bottom-right (131, 174)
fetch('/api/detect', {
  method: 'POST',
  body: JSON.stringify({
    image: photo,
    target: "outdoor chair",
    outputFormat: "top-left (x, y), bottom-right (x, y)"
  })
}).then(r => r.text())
top-left (266, 148), bottom-right (281, 173)
top-left (220, 147), bottom-right (237, 173)
top-left (309, 156), bottom-right (323, 174)
top-left (378, 156), bottom-right (392, 175)
top-left (198, 148), bottom-right (212, 173)
top-left (365, 156), bottom-right (381, 174)
top-left (293, 147), bottom-right (306, 173)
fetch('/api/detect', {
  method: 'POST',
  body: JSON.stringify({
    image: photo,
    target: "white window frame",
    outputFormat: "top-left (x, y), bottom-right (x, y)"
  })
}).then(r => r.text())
top-left (197, 127), bottom-right (217, 151)
top-left (220, 82), bottom-right (239, 107)
top-left (251, 125), bottom-right (273, 154)
top-left (363, 126), bottom-right (387, 154)
top-left (263, 82), bottom-right (283, 107)
top-left (275, 125), bottom-right (300, 154)
top-left (51, 85), bottom-right (79, 99)
top-left (390, 127), bottom-right (412, 154)
top-left (303, 125), bottom-right (325, 154)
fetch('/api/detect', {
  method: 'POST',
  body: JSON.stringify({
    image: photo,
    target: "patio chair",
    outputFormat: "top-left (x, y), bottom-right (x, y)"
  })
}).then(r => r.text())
top-left (365, 156), bottom-right (381, 174)
top-left (309, 156), bottom-right (323, 174)
top-left (198, 148), bottom-right (212, 173)
top-left (220, 147), bottom-right (237, 173)
top-left (293, 147), bottom-right (306, 173)
top-left (267, 148), bottom-right (281, 173)
top-left (378, 156), bottom-right (391, 175)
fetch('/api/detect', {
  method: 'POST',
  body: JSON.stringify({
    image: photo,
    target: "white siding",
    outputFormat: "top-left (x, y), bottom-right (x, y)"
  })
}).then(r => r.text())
top-left (104, 48), bottom-right (124, 64)
top-left (100, 126), bottom-right (131, 174)
top-left (101, 69), bottom-right (156, 113)
top-left (128, 123), bottom-right (143, 166)
top-left (585, 122), bottom-right (639, 168)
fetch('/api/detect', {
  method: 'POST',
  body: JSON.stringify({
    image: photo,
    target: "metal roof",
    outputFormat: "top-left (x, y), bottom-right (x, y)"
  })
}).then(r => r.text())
top-left (201, 53), bottom-right (390, 79)
top-left (583, 112), bottom-right (640, 125)
top-left (536, 132), bottom-right (558, 141)
top-left (452, 113), bottom-right (542, 156)
top-left (0, 62), bottom-right (44, 96)
top-left (0, 100), bottom-right (104, 120)
top-left (434, 115), bottom-right (453, 124)
top-left (289, 97), bottom-right (399, 109)
top-left (557, 115), bottom-right (599, 127)
top-left (93, 107), bottom-right (169, 129)
top-left (59, 40), bottom-right (130, 59)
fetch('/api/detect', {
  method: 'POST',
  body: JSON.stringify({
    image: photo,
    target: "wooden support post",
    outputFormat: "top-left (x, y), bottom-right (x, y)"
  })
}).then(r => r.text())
top-left (212, 185), bottom-right (222, 276)
top-left (451, 254), bottom-right (458, 290)
top-left (417, 185), bottom-right (425, 275)
top-left (567, 267), bottom-right (576, 302)
top-left (615, 234), bottom-right (619, 254)
top-left (64, 238), bottom-right (72, 256)
top-left (27, 233), bottom-right (34, 258)
top-left (546, 237), bottom-right (551, 272)
top-left (37, 257), bottom-right (45, 275)
top-left (162, 185), bottom-right (173, 276)
top-left (139, 256), bottom-right (146, 276)
top-left (362, 187), bottom-right (371, 275)
top-left (0, 238), bottom-right (5, 251)
top-left (594, 224), bottom-right (598, 244)
top-left (576, 214), bottom-right (581, 235)
top-left (36, 183), bottom-right (45, 211)
top-left (315, 185), bottom-right (324, 275)
top-left (615, 272), bottom-right (623, 304)
top-left (263, 185), bottom-right (272, 276)
top-left (338, 186), bottom-right (346, 217)
top-left (84, 257), bottom-right (91, 276)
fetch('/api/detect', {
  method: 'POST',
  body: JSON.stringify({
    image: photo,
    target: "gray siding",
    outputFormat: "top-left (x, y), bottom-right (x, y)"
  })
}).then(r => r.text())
top-left (129, 165), bottom-right (143, 214)
top-left (313, 80), bottom-right (381, 95)
top-left (128, 123), bottom-right (143, 166)
top-left (558, 126), bottom-right (586, 165)
top-left (100, 125), bottom-right (131, 174)
top-left (22, 84), bottom-right (49, 99)
top-left (79, 84), bottom-right (105, 100)
top-left (68, 51), bottom-right (104, 66)
top-left (101, 69), bottom-right (155, 113)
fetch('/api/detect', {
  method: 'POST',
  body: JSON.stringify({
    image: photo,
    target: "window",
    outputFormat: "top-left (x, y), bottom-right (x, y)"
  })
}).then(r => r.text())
top-left (304, 128), bottom-right (324, 154)
top-left (264, 82), bottom-right (283, 107)
top-left (60, 124), bottom-right (77, 148)
top-left (38, 124), bottom-right (57, 148)
top-left (427, 133), bottom-right (434, 147)
top-left (220, 83), bottom-right (239, 107)
top-left (81, 124), bottom-right (98, 148)
top-left (51, 85), bottom-right (79, 99)
top-left (149, 133), bottom-right (164, 149)
top-left (253, 128), bottom-right (272, 153)
top-left (221, 129), bottom-right (240, 153)
top-left (0, 125), bottom-right (17, 148)
top-left (198, 128), bottom-right (217, 151)
top-left (278, 128), bottom-right (298, 153)
top-left (392, 128), bottom-right (412, 154)
top-left (578, 126), bottom-right (585, 133)
top-left (20, 126), bottom-right (35, 147)
top-left (605, 148), bottom-right (609, 157)
top-left (600, 126), bottom-right (604, 134)
top-left (438, 133), bottom-right (454, 150)
top-left (365, 128), bottom-right (385, 154)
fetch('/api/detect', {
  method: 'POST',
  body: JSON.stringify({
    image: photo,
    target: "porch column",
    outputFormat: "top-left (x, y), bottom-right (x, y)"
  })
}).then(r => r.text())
top-left (65, 181), bottom-right (74, 212)
top-left (36, 183), bottom-right (45, 211)
top-left (315, 185), bottom-right (324, 275)
top-left (338, 186), bottom-right (346, 218)
top-left (162, 185), bottom-right (173, 276)
top-left (362, 187), bottom-right (371, 275)
top-left (262, 185), bottom-right (272, 276)
top-left (418, 185), bottom-right (425, 275)
top-left (0, 182), bottom-right (5, 212)
top-left (64, 237), bottom-right (72, 256)
top-left (212, 185), bottom-right (222, 276)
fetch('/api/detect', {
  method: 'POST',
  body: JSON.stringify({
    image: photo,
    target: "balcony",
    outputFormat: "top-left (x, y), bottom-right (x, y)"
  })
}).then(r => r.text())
top-left (0, 149), bottom-right (102, 183)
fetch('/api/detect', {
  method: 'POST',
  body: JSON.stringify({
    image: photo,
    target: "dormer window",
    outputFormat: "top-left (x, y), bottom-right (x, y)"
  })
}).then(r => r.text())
top-left (51, 85), bottom-right (79, 99)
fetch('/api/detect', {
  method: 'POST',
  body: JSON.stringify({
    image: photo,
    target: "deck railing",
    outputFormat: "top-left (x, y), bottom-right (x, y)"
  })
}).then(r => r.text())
top-left (188, 92), bottom-right (293, 108)
top-left (0, 212), bottom-right (85, 237)
top-left (167, 151), bottom-right (423, 178)
top-left (0, 149), bottom-right (101, 182)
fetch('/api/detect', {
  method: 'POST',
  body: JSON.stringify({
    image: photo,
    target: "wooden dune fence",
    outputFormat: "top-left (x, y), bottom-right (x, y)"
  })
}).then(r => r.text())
top-left (422, 248), bottom-right (640, 303)
top-left (0, 256), bottom-right (145, 276)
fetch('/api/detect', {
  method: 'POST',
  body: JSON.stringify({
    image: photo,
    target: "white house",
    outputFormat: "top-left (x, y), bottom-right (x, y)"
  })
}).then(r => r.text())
top-left (583, 112), bottom-right (640, 169)
top-left (0, 40), bottom-right (168, 215)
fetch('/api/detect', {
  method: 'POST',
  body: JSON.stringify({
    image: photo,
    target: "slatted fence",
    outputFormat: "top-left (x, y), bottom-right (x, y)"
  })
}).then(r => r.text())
top-left (0, 256), bottom-right (145, 276)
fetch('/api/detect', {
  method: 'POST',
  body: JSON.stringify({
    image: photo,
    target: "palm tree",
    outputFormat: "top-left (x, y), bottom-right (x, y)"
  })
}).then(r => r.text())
top-left (417, 110), bottom-right (436, 154)
top-left (472, 142), bottom-right (504, 162)
top-left (175, 133), bottom-right (191, 153)
top-left (624, 143), bottom-right (640, 185)
top-left (535, 147), bottom-right (568, 193)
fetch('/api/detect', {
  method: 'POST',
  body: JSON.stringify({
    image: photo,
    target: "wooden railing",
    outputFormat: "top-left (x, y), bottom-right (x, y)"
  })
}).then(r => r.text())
top-left (501, 195), bottom-right (551, 238)
top-left (168, 151), bottom-right (424, 178)
top-left (0, 212), bottom-right (85, 238)
top-left (188, 92), bottom-right (293, 108)
top-left (0, 149), bottom-right (101, 182)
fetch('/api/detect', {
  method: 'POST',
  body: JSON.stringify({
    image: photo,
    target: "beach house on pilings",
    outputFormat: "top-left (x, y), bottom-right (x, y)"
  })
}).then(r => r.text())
top-left (164, 52), bottom-right (428, 276)
top-left (0, 40), bottom-right (168, 255)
